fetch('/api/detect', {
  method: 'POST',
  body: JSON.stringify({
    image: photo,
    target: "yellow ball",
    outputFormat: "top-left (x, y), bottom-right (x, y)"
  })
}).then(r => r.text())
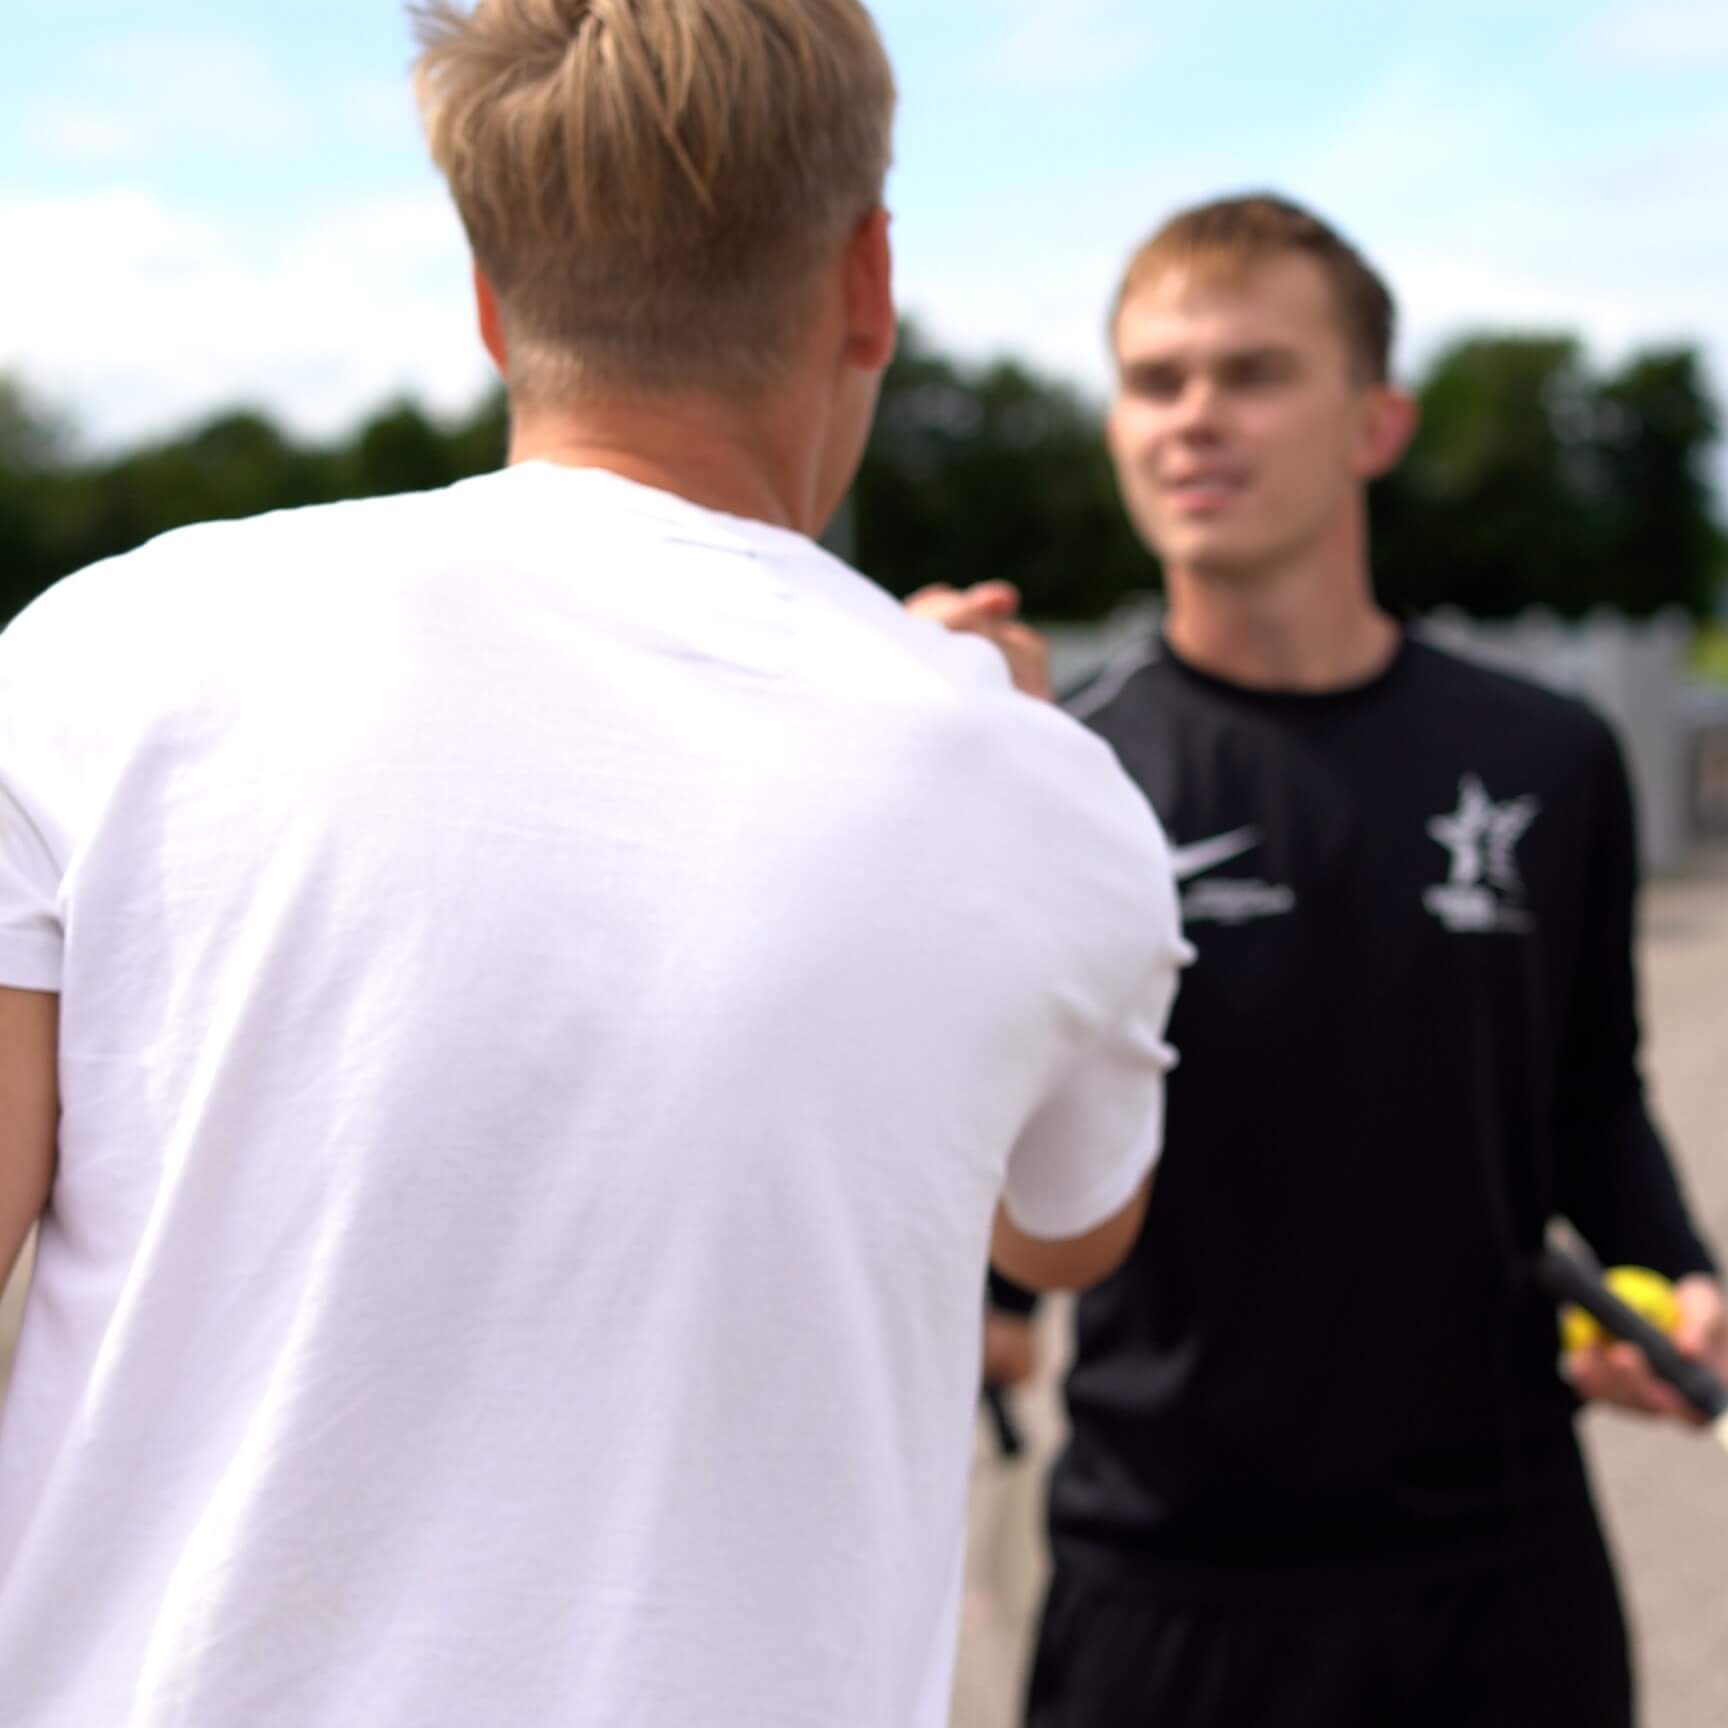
top-left (1603, 1265), bottom-right (1680, 1335)
top-left (1559, 1304), bottom-right (1603, 1355)
top-left (1557, 1267), bottom-right (1677, 1355)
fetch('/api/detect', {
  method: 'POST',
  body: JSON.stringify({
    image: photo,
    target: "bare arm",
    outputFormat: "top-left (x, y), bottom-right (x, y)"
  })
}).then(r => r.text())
top-left (988, 1176), bottom-right (1150, 1293)
top-left (0, 989), bottom-right (56, 1290)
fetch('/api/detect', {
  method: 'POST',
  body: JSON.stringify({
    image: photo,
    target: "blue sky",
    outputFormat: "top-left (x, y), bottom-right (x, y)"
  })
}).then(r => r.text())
top-left (4, 0), bottom-right (1726, 500)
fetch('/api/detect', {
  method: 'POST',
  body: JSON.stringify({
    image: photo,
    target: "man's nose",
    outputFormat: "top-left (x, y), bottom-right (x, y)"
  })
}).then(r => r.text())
top-left (1171, 381), bottom-right (1226, 442)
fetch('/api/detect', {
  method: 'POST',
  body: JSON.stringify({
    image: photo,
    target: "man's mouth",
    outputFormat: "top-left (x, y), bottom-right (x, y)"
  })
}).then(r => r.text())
top-left (1164, 471), bottom-right (1249, 511)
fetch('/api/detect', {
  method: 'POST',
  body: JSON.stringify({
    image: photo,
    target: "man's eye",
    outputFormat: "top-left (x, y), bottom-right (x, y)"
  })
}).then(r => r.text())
top-left (1226, 360), bottom-right (1291, 391)
top-left (1129, 370), bottom-right (1182, 400)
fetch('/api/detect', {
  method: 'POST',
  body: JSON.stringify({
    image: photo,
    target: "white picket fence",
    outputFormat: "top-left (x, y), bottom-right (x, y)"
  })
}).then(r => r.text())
top-left (1045, 600), bottom-right (1719, 875)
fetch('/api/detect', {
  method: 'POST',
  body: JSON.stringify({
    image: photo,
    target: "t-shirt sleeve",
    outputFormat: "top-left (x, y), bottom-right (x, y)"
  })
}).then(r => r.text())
top-left (1001, 934), bottom-right (1184, 1241)
top-left (0, 767), bottom-right (62, 991)
top-left (0, 629), bottom-right (65, 993)
top-left (1556, 722), bottom-right (1713, 1278)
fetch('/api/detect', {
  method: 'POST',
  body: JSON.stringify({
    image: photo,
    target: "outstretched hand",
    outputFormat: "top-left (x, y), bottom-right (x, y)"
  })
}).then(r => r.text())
top-left (1564, 1274), bottom-right (1728, 1428)
top-left (904, 582), bottom-right (1052, 701)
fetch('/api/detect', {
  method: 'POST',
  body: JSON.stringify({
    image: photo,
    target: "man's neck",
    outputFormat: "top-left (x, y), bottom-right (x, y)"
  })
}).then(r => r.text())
top-left (508, 393), bottom-right (823, 536)
top-left (1162, 536), bottom-right (1399, 695)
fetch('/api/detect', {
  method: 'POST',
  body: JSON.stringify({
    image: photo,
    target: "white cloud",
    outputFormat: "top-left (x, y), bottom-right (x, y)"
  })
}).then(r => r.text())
top-left (343, 77), bottom-right (426, 147)
top-left (984, 0), bottom-right (1176, 85)
top-left (1266, 68), bottom-right (1728, 498)
top-left (26, 108), bottom-right (146, 165)
top-left (1283, 70), bottom-right (1531, 225)
top-left (1580, 1), bottom-right (1728, 68)
top-left (0, 186), bottom-right (491, 451)
top-left (897, 222), bottom-right (1138, 404)
top-left (136, 37), bottom-right (305, 147)
top-left (22, 33), bottom-right (349, 165)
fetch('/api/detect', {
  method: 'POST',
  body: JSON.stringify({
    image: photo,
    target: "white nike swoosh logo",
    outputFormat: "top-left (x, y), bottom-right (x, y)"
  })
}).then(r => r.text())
top-left (1170, 827), bottom-right (1262, 882)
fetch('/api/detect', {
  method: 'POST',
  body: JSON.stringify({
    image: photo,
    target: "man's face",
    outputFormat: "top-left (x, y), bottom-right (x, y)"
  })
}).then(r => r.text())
top-left (1108, 254), bottom-right (1387, 580)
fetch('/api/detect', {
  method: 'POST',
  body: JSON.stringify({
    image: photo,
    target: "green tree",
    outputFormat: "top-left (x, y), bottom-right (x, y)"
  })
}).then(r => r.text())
top-left (51, 410), bottom-right (338, 577)
top-left (853, 324), bottom-right (1149, 619)
top-left (0, 392), bottom-right (512, 623)
top-left (2, 324), bottom-right (1719, 632)
top-left (340, 402), bottom-right (461, 498)
top-left (446, 388), bottom-right (510, 478)
top-left (0, 379), bottom-right (79, 622)
top-left (1375, 336), bottom-right (1722, 621)
top-left (0, 378), bottom-right (71, 474)
top-left (1595, 349), bottom-right (1720, 617)
top-left (1374, 335), bottom-right (1614, 619)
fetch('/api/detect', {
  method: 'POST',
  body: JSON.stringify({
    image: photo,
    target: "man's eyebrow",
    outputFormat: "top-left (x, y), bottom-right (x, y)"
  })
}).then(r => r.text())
top-left (1218, 344), bottom-right (1302, 367)
top-left (1119, 343), bottom-right (1302, 369)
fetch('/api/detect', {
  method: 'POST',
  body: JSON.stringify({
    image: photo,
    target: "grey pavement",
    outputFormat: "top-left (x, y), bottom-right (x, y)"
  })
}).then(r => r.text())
top-left (2, 848), bottom-right (1726, 1724)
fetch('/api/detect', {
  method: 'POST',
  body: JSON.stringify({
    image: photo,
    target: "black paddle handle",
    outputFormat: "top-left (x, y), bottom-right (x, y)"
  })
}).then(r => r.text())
top-left (1536, 1247), bottom-right (1728, 1420)
top-left (981, 1383), bottom-right (1025, 1459)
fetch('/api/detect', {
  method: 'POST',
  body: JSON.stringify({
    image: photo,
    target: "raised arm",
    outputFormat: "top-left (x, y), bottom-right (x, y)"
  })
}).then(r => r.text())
top-left (0, 989), bottom-right (56, 1290)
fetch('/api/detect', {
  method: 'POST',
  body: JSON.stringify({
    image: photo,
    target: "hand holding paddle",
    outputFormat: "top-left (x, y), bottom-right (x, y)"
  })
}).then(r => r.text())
top-left (1538, 1247), bottom-right (1728, 1450)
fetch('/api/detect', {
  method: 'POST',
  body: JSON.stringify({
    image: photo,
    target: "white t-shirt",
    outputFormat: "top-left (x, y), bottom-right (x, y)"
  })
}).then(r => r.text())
top-left (0, 465), bottom-right (1185, 1727)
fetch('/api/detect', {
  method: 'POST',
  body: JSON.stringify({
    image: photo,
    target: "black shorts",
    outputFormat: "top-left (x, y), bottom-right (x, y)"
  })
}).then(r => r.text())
top-left (1026, 1520), bottom-right (1632, 1728)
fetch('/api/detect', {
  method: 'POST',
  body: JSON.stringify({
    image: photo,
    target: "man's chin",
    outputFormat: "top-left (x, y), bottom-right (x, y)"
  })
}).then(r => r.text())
top-left (1157, 533), bottom-right (1274, 582)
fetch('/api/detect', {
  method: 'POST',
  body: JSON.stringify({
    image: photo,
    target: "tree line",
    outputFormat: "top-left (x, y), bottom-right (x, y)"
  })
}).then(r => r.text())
top-left (1, 324), bottom-right (1720, 628)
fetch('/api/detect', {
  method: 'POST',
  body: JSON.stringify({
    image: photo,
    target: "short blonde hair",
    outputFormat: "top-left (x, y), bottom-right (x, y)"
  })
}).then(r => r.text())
top-left (413, 0), bottom-right (896, 403)
top-left (1113, 193), bottom-right (1396, 384)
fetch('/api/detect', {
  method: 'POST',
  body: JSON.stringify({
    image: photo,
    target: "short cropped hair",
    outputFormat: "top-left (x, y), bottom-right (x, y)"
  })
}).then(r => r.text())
top-left (1112, 193), bottom-right (1397, 384)
top-left (413, 0), bottom-right (897, 404)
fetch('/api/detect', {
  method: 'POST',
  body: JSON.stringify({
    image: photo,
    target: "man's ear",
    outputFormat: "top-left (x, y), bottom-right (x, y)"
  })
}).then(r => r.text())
top-left (842, 205), bottom-right (896, 373)
top-left (1356, 386), bottom-right (1418, 481)
top-left (475, 265), bottom-right (508, 374)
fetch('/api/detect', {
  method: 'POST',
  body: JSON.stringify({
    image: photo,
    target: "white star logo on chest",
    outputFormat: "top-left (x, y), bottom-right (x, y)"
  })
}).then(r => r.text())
top-left (1423, 775), bottom-right (1542, 934)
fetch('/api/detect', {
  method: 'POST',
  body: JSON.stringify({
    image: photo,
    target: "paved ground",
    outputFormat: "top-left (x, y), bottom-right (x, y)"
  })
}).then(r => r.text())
top-left (953, 842), bottom-right (1728, 1728)
top-left (4, 846), bottom-right (1726, 1724)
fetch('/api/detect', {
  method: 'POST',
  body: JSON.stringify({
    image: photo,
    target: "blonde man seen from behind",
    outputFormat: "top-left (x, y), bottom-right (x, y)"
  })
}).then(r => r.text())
top-left (0, 6), bottom-right (1188, 1725)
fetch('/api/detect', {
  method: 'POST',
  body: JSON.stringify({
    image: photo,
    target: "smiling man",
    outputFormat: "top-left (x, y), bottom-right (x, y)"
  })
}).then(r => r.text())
top-left (1008, 193), bottom-right (1727, 1728)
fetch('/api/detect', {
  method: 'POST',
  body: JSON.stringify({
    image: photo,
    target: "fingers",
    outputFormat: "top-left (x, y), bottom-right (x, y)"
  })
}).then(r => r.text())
top-left (1671, 1274), bottom-right (1727, 1362)
top-left (953, 581), bottom-right (1022, 619)
top-left (987, 623), bottom-right (1053, 701)
top-left (904, 581), bottom-right (1024, 628)
top-left (903, 582), bottom-right (1052, 700)
top-left (1565, 1342), bottom-right (1702, 1426)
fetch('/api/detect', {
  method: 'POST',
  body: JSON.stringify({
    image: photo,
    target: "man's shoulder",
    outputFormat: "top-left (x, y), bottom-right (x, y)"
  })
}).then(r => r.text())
top-left (0, 487), bottom-right (484, 741)
top-left (989, 695), bottom-right (1179, 913)
top-left (1059, 639), bottom-right (1225, 776)
top-left (1061, 637), bottom-right (1170, 728)
top-left (865, 646), bottom-right (1174, 905)
top-left (1403, 633), bottom-right (1618, 755)
top-left (10, 487), bottom-right (461, 639)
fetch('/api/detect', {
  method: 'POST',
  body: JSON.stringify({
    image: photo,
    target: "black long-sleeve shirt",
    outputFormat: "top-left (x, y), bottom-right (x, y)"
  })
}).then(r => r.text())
top-left (1025, 632), bottom-right (1714, 1595)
